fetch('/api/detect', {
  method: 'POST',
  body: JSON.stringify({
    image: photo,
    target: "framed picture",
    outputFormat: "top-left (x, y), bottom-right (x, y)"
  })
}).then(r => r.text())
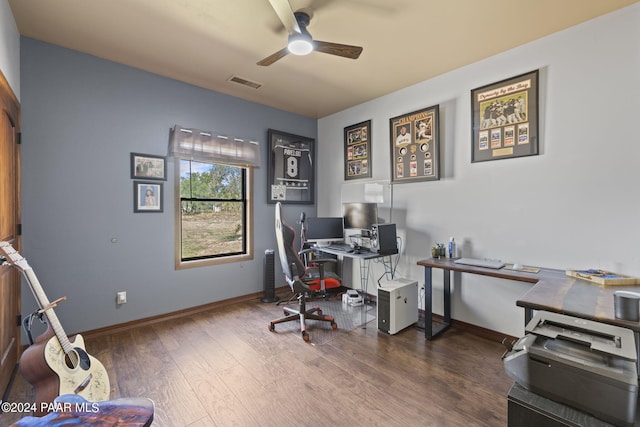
top-left (134, 181), bottom-right (163, 213)
top-left (131, 152), bottom-right (166, 180)
top-left (267, 129), bottom-right (315, 204)
top-left (471, 69), bottom-right (539, 162)
top-left (389, 105), bottom-right (440, 183)
top-left (344, 120), bottom-right (372, 180)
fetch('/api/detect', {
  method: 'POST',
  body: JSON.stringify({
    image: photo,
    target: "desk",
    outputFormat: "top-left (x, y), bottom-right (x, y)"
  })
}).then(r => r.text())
top-left (516, 273), bottom-right (640, 330)
top-left (417, 257), bottom-right (640, 347)
top-left (318, 247), bottom-right (394, 327)
top-left (417, 257), bottom-right (640, 423)
top-left (317, 247), bottom-right (391, 291)
top-left (416, 257), bottom-right (565, 339)
top-left (516, 268), bottom-right (640, 376)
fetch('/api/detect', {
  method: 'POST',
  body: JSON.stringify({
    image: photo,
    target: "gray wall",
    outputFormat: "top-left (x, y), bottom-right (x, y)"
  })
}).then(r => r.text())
top-left (318, 4), bottom-right (640, 337)
top-left (20, 38), bottom-right (317, 335)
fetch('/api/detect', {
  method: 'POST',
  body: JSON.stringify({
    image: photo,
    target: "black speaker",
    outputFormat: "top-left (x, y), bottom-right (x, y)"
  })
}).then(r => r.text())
top-left (370, 223), bottom-right (399, 256)
top-left (261, 249), bottom-right (279, 303)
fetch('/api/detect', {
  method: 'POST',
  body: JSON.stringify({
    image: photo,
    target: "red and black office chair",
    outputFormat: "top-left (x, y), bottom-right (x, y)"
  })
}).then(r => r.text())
top-left (268, 202), bottom-right (338, 342)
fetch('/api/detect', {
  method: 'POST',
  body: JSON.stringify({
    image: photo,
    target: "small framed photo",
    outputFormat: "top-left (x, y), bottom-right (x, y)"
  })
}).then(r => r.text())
top-left (134, 181), bottom-right (163, 213)
top-left (471, 70), bottom-right (539, 162)
top-left (131, 152), bottom-right (166, 180)
top-left (344, 120), bottom-right (372, 180)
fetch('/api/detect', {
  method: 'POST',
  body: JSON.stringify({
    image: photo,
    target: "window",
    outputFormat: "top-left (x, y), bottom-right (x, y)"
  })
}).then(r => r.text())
top-left (176, 159), bottom-right (253, 268)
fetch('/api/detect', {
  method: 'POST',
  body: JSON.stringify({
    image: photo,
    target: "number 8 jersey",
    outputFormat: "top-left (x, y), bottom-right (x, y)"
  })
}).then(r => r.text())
top-left (273, 142), bottom-right (312, 189)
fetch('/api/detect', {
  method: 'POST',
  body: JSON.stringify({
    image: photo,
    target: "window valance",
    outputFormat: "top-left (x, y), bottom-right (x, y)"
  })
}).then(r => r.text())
top-left (168, 125), bottom-right (261, 167)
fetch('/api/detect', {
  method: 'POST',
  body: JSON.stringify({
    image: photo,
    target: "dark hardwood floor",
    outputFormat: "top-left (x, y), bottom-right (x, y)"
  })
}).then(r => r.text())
top-left (1, 293), bottom-right (513, 426)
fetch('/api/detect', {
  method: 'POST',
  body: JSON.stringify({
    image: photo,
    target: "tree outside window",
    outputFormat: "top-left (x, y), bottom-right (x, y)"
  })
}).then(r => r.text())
top-left (177, 159), bottom-right (252, 266)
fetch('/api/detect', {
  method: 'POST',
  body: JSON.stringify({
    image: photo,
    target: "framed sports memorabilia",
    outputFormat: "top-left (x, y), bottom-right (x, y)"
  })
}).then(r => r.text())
top-left (267, 129), bottom-right (315, 204)
top-left (389, 105), bottom-right (440, 183)
top-left (344, 120), bottom-right (372, 181)
top-left (471, 69), bottom-right (539, 162)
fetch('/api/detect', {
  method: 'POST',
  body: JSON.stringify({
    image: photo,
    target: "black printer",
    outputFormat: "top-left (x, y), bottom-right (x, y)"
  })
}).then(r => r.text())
top-left (503, 311), bottom-right (638, 427)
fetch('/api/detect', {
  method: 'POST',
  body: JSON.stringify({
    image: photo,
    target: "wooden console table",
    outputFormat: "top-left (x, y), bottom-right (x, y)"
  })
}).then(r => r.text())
top-left (416, 257), bottom-right (640, 340)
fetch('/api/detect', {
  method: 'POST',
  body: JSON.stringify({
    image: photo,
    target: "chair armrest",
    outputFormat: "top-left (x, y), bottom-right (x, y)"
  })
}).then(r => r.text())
top-left (289, 263), bottom-right (312, 294)
top-left (299, 248), bottom-right (337, 267)
top-left (292, 277), bottom-right (312, 294)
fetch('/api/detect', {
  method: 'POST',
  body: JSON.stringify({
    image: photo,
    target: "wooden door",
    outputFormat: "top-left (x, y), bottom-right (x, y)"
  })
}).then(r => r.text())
top-left (0, 70), bottom-right (21, 396)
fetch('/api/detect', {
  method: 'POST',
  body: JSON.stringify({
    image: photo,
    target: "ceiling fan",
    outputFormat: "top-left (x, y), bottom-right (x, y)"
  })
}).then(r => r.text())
top-left (257, 0), bottom-right (363, 66)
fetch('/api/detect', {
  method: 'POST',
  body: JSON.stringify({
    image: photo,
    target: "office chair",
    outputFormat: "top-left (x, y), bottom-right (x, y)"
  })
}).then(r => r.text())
top-left (269, 202), bottom-right (338, 342)
top-left (298, 218), bottom-right (342, 296)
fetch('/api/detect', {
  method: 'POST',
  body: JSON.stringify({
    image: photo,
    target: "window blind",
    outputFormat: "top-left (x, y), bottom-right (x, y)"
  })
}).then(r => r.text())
top-left (168, 125), bottom-right (261, 167)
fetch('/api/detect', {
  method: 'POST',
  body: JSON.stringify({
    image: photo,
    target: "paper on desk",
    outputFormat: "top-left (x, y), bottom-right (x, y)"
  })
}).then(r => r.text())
top-left (504, 264), bottom-right (540, 273)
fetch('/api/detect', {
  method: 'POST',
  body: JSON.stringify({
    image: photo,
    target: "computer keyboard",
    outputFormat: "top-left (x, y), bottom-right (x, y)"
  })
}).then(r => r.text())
top-left (325, 244), bottom-right (352, 252)
top-left (454, 258), bottom-right (505, 269)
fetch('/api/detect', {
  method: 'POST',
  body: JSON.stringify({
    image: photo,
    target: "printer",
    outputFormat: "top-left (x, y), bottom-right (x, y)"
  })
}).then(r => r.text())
top-left (503, 311), bottom-right (638, 427)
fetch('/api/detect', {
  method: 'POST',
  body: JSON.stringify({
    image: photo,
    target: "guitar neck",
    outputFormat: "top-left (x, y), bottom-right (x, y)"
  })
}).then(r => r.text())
top-left (22, 268), bottom-right (74, 354)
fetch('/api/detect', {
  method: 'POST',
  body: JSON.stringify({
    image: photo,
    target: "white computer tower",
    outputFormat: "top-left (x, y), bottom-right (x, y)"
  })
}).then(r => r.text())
top-left (377, 278), bottom-right (419, 334)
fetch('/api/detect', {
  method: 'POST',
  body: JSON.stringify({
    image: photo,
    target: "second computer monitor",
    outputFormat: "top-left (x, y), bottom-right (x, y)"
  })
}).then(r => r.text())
top-left (305, 217), bottom-right (344, 246)
top-left (342, 202), bottom-right (378, 231)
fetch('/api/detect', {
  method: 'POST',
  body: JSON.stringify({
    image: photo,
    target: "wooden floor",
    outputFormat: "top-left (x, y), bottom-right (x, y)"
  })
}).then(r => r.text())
top-left (1, 294), bottom-right (513, 426)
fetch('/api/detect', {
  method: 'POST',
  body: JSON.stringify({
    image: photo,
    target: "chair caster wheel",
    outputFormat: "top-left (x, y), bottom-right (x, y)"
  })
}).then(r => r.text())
top-left (268, 323), bottom-right (275, 332)
top-left (302, 331), bottom-right (310, 342)
top-left (331, 321), bottom-right (338, 330)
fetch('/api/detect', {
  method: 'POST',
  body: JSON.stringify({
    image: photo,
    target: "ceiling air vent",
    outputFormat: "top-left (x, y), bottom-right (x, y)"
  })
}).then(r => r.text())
top-left (228, 75), bottom-right (262, 89)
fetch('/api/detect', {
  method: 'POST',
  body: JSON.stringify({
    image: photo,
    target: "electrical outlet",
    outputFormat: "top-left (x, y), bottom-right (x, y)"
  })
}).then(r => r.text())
top-left (117, 291), bottom-right (127, 304)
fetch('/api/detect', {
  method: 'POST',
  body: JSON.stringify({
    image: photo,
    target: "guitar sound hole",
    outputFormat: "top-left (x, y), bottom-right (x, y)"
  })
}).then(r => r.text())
top-left (64, 348), bottom-right (91, 370)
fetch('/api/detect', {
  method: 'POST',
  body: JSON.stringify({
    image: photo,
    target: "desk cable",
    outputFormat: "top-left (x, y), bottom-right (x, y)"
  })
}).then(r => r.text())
top-left (375, 235), bottom-right (403, 287)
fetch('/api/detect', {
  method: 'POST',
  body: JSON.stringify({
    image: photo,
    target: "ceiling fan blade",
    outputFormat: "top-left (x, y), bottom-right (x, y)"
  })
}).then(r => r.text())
top-left (257, 47), bottom-right (290, 66)
top-left (267, 0), bottom-right (300, 34)
top-left (314, 41), bottom-right (363, 59)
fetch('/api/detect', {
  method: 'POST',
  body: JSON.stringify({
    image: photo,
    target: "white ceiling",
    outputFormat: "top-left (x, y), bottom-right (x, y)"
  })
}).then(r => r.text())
top-left (8, 0), bottom-right (638, 118)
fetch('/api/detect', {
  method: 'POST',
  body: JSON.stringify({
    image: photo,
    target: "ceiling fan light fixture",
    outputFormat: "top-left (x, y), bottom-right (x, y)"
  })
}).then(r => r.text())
top-left (288, 33), bottom-right (313, 55)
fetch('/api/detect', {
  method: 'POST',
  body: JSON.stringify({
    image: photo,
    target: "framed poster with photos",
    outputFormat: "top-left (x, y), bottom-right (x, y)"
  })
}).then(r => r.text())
top-left (344, 120), bottom-right (372, 180)
top-left (471, 69), bottom-right (539, 162)
top-left (130, 152), bottom-right (166, 180)
top-left (267, 129), bottom-right (315, 204)
top-left (389, 105), bottom-right (439, 183)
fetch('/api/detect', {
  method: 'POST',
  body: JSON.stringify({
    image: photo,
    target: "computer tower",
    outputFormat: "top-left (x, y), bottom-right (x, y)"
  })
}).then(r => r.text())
top-left (377, 278), bottom-right (419, 334)
top-left (370, 223), bottom-right (398, 255)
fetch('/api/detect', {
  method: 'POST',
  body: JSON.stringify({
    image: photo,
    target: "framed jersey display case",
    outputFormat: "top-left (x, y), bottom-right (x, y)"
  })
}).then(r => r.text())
top-left (267, 129), bottom-right (315, 204)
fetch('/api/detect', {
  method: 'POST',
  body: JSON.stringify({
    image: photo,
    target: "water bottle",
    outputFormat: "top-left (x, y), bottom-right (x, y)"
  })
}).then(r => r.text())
top-left (448, 237), bottom-right (456, 258)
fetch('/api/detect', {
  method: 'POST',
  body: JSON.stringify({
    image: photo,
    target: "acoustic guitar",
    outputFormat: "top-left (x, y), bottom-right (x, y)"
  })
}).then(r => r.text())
top-left (0, 241), bottom-right (110, 415)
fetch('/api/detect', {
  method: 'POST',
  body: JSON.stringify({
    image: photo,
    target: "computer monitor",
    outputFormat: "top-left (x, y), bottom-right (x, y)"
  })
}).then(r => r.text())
top-left (305, 217), bottom-right (344, 247)
top-left (342, 202), bottom-right (378, 231)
